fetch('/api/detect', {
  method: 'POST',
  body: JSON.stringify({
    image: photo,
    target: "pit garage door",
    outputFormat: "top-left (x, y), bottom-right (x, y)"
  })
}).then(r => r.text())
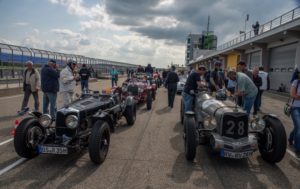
top-left (247, 51), bottom-right (261, 69)
top-left (269, 43), bottom-right (297, 91)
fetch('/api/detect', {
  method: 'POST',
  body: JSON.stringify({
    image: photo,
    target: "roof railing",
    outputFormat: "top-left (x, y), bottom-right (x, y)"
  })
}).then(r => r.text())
top-left (217, 6), bottom-right (300, 51)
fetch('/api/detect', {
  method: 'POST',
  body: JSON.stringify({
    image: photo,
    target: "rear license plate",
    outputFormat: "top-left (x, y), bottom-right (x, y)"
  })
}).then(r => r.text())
top-left (38, 145), bottom-right (68, 155)
top-left (220, 149), bottom-right (252, 159)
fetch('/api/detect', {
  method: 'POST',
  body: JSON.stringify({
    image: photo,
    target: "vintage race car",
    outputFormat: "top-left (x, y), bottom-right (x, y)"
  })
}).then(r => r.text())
top-left (13, 88), bottom-right (136, 164)
top-left (180, 89), bottom-right (287, 164)
top-left (122, 75), bottom-right (156, 110)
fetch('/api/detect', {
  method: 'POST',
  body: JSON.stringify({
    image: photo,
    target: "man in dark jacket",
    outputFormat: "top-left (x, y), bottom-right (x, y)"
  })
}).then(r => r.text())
top-left (165, 66), bottom-right (179, 108)
top-left (79, 64), bottom-right (90, 92)
top-left (41, 59), bottom-right (60, 119)
top-left (145, 64), bottom-right (154, 76)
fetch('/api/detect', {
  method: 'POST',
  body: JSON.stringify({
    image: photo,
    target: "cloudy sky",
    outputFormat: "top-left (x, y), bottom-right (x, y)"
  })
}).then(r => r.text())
top-left (0, 0), bottom-right (299, 68)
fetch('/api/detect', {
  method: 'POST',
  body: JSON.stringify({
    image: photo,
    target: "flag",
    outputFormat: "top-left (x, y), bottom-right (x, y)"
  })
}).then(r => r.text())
top-left (246, 14), bottom-right (249, 21)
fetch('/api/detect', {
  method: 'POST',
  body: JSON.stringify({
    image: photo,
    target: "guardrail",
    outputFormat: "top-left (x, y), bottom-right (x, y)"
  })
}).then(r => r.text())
top-left (217, 6), bottom-right (300, 51)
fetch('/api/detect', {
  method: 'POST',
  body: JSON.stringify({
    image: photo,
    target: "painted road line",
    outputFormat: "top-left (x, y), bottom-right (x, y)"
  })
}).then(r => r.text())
top-left (0, 158), bottom-right (27, 176)
top-left (0, 94), bottom-right (23, 100)
top-left (0, 138), bottom-right (13, 146)
top-left (287, 149), bottom-right (297, 159)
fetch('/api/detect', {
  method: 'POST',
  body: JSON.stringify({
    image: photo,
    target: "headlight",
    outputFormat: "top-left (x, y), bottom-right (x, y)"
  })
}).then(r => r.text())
top-left (122, 86), bottom-right (127, 92)
top-left (250, 118), bottom-right (265, 132)
top-left (203, 117), bottom-right (217, 130)
top-left (39, 114), bottom-right (52, 127)
top-left (65, 115), bottom-right (78, 129)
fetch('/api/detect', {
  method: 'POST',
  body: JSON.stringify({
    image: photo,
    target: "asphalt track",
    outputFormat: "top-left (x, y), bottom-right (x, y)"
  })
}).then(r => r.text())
top-left (0, 79), bottom-right (299, 189)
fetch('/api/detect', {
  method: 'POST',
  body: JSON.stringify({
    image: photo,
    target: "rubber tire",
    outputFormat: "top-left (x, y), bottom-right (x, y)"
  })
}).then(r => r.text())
top-left (14, 118), bottom-right (42, 159)
top-left (89, 120), bottom-right (110, 164)
top-left (258, 116), bottom-right (287, 164)
top-left (124, 104), bottom-right (136, 126)
top-left (180, 99), bottom-right (185, 125)
top-left (146, 90), bottom-right (152, 110)
top-left (184, 116), bottom-right (197, 161)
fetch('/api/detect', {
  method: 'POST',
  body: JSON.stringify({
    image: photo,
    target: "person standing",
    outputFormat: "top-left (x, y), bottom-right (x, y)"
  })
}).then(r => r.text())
top-left (237, 61), bottom-right (253, 107)
top-left (79, 63), bottom-right (90, 92)
top-left (60, 60), bottom-right (78, 107)
top-left (252, 67), bottom-right (262, 115)
top-left (182, 65), bottom-right (206, 112)
top-left (289, 72), bottom-right (300, 159)
top-left (18, 61), bottom-right (40, 115)
top-left (145, 63), bottom-right (154, 76)
top-left (257, 66), bottom-right (270, 111)
top-left (165, 66), bottom-right (179, 108)
top-left (227, 70), bottom-right (258, 115)
top-left (252, 21), bottom-right (260, 36)
top-left (111, 66), bottom-right (118, 87)
top-left (41, 59), bottom-right (59, 119)
top-left (210, 60), bottom-right (225, 92)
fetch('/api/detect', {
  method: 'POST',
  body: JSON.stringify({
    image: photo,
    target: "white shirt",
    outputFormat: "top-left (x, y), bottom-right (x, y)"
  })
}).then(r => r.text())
top-left (258, 71), bottom-right (268, 90)
top-left (59, 66), bottom-right (75, 92)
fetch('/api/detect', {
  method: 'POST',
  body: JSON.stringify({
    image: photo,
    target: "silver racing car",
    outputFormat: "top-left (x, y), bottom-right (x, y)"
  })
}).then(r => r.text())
top-left (180, 89), bottom-right (287, 164)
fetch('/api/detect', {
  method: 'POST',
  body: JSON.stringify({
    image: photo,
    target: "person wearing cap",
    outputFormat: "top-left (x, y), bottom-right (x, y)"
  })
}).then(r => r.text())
top-left (165, 65), bottom-right (179, 108)
top-left (41, 59), bottom-right (60, 119)
top-left (210, 60), bottom-right (225, 92)
top-left (18, 61), bottom-right (41, 115)
top-left (111, 66), bottom-right (119, 87)
top-left (145, 63), bottom-right (154, 76)
top-left (227, 70), bottom-right (258, 116)
top-left (79, 63), bottom-right (91, 92)
top-left (182, 65), bottom-right (206, 112)
top-left (237, 60), bottom-right (253, 107)
top-left (60, 59), bottom-right (79, 107)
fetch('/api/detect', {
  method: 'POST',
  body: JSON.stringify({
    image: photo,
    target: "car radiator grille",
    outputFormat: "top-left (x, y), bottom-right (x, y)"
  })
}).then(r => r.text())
top-left (221, 113), bottom-right (248, 139)
top-left (127, 85), bottom-right (139, 96)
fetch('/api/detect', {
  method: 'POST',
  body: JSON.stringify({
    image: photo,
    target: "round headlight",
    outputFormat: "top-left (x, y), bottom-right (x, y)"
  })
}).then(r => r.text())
top-left (39, 114), bottom-right (52, 127)
top-left (203, 117), bottom-right (217, 130)
top-left (65, 115), bottom-right (78, 129)
top-left (138, 88), bottom-right (144, 93)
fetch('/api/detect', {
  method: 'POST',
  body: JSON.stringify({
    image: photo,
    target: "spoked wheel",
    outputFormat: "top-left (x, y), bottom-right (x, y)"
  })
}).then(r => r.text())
top-left (89, 120), bottom-right (110, 164)
top-left (14, 118), bottom-right (44, 158)
top-left (258, 116), bottom-right (286, 164)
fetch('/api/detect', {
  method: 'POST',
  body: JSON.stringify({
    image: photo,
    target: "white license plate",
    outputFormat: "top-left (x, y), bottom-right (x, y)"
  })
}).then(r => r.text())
top-left (38, 145), bottom-right (68, 155)
top-left (220, 150), bottom-right (253, 159)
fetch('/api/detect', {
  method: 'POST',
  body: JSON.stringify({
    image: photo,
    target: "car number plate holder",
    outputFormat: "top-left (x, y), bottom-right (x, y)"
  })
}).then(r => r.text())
top-left (38, 145), bottom-right (68, 155)
top-left (220, 149), bottom-right (252, 159)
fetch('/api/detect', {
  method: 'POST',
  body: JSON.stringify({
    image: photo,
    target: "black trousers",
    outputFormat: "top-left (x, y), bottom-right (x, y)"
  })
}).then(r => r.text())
top-left (168, 83), bottom-right (177, 108)
top-left (21, 85), bottom-right (39, 111)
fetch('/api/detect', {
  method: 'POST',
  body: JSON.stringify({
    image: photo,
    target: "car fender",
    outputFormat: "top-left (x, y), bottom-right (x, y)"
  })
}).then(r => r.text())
top-left (92, 111), bottom-right (115, 133)
top-left (263, 114), bottom-right (279, 122)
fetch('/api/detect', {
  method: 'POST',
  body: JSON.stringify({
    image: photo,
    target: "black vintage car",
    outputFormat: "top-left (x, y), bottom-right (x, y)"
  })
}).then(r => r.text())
top-left (14, 88), bottom-right (136, 164)
top-left (180, 89), bottom-right (287, 164)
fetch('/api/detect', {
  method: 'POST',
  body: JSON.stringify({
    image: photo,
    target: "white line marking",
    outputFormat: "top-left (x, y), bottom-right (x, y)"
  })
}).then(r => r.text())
top-left (0, 138), bottom-right (13, 146)
top-left (287, 149), bottom-right (297, 159)
top-left (0, 94), bottom-right (23, 100)
top-left (0, 158), bottom-right (27, 176)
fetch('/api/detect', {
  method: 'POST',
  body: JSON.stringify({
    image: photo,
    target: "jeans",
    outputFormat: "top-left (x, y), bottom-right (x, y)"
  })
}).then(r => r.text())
top-left (81, 79), bottom-right (89, 91)
top-left (111, 79), bottom-right (117, 87)
top-left (182, 91), bottom-right (194, 112)
top-left (254, 90), bottom-right (263, 114)
top-left (167, 83), bottom-right (177, 108)
top-left (43, 92), bottom-right (57, 119)
top-left (243, 95), bottom-right (256, 115)
top-left (21, 85), bottom-right (39, 111)
top-left (290, 107), bottom-right (300, 152)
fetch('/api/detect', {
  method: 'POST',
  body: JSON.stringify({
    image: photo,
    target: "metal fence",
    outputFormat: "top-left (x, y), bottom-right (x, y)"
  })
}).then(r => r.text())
top-left (0, 43), bottom-right (138, 88)
top-left (217, 6), bottom-right (300, 50)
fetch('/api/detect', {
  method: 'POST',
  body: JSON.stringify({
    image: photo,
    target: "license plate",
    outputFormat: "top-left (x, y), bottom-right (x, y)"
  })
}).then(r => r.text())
top-left (38, 145), bottom-right (68, 155)
top-left (220, 150), bottom-right (252, 159)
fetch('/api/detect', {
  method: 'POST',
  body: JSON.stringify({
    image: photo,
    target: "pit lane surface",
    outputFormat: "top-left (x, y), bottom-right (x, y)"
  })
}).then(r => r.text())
top-left (0, 80), bottom-right (299, 189)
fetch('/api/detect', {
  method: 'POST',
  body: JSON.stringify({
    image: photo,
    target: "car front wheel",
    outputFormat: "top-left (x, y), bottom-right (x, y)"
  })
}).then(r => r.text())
top-left (89, 120), bottom-right (110, 164)
top-left (146, 90), bottom-right (152, 110)
top-left (258, 116), bottom-right (287, 164)
top-left (184, 116), bottom-right (197, 161)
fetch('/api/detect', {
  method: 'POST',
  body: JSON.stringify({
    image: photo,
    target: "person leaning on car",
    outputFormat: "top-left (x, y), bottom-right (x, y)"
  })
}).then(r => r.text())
top-left (60, 59), bottom-right (79, 107)
top-left (165, 65), bottom-right (179, 108)
top-left (182, 65), bottom-right (206, 112)
top-left (227, 70), bottom-right (258, 116)
top-left (41, 59), bottom-right (60, 119)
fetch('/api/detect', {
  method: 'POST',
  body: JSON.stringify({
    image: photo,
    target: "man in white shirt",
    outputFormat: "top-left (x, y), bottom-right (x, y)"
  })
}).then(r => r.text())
top-left (257, 66), bottom-right (270, 111)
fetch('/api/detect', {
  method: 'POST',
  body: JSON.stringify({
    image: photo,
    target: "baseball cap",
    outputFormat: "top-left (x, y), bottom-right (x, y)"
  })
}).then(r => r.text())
top-left (198, 64), bottom-right (206, 70)
top-left (49, 59), bottom-right (56, 64)
top-left (214, 60), bottom-right (222, 65)
top-left (238, 61), bottom-right (246, 65)
top-left (68, 59), bottom-right (77, 65)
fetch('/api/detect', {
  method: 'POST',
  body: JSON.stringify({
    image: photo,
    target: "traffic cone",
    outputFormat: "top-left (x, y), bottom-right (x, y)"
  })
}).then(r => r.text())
top-left (11, 119), bottom-right (19, 136)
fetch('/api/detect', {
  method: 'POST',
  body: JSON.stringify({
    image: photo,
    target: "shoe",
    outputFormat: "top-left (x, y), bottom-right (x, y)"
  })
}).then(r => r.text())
top-left (288, 139), bottom-right (294, 146)
top-left (17, 110), bottom-right (25, 116)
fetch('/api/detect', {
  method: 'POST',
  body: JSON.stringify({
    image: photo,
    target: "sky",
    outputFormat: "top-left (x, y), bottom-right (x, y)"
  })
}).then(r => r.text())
top-left (0, 0), bottom-right (299, 68)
